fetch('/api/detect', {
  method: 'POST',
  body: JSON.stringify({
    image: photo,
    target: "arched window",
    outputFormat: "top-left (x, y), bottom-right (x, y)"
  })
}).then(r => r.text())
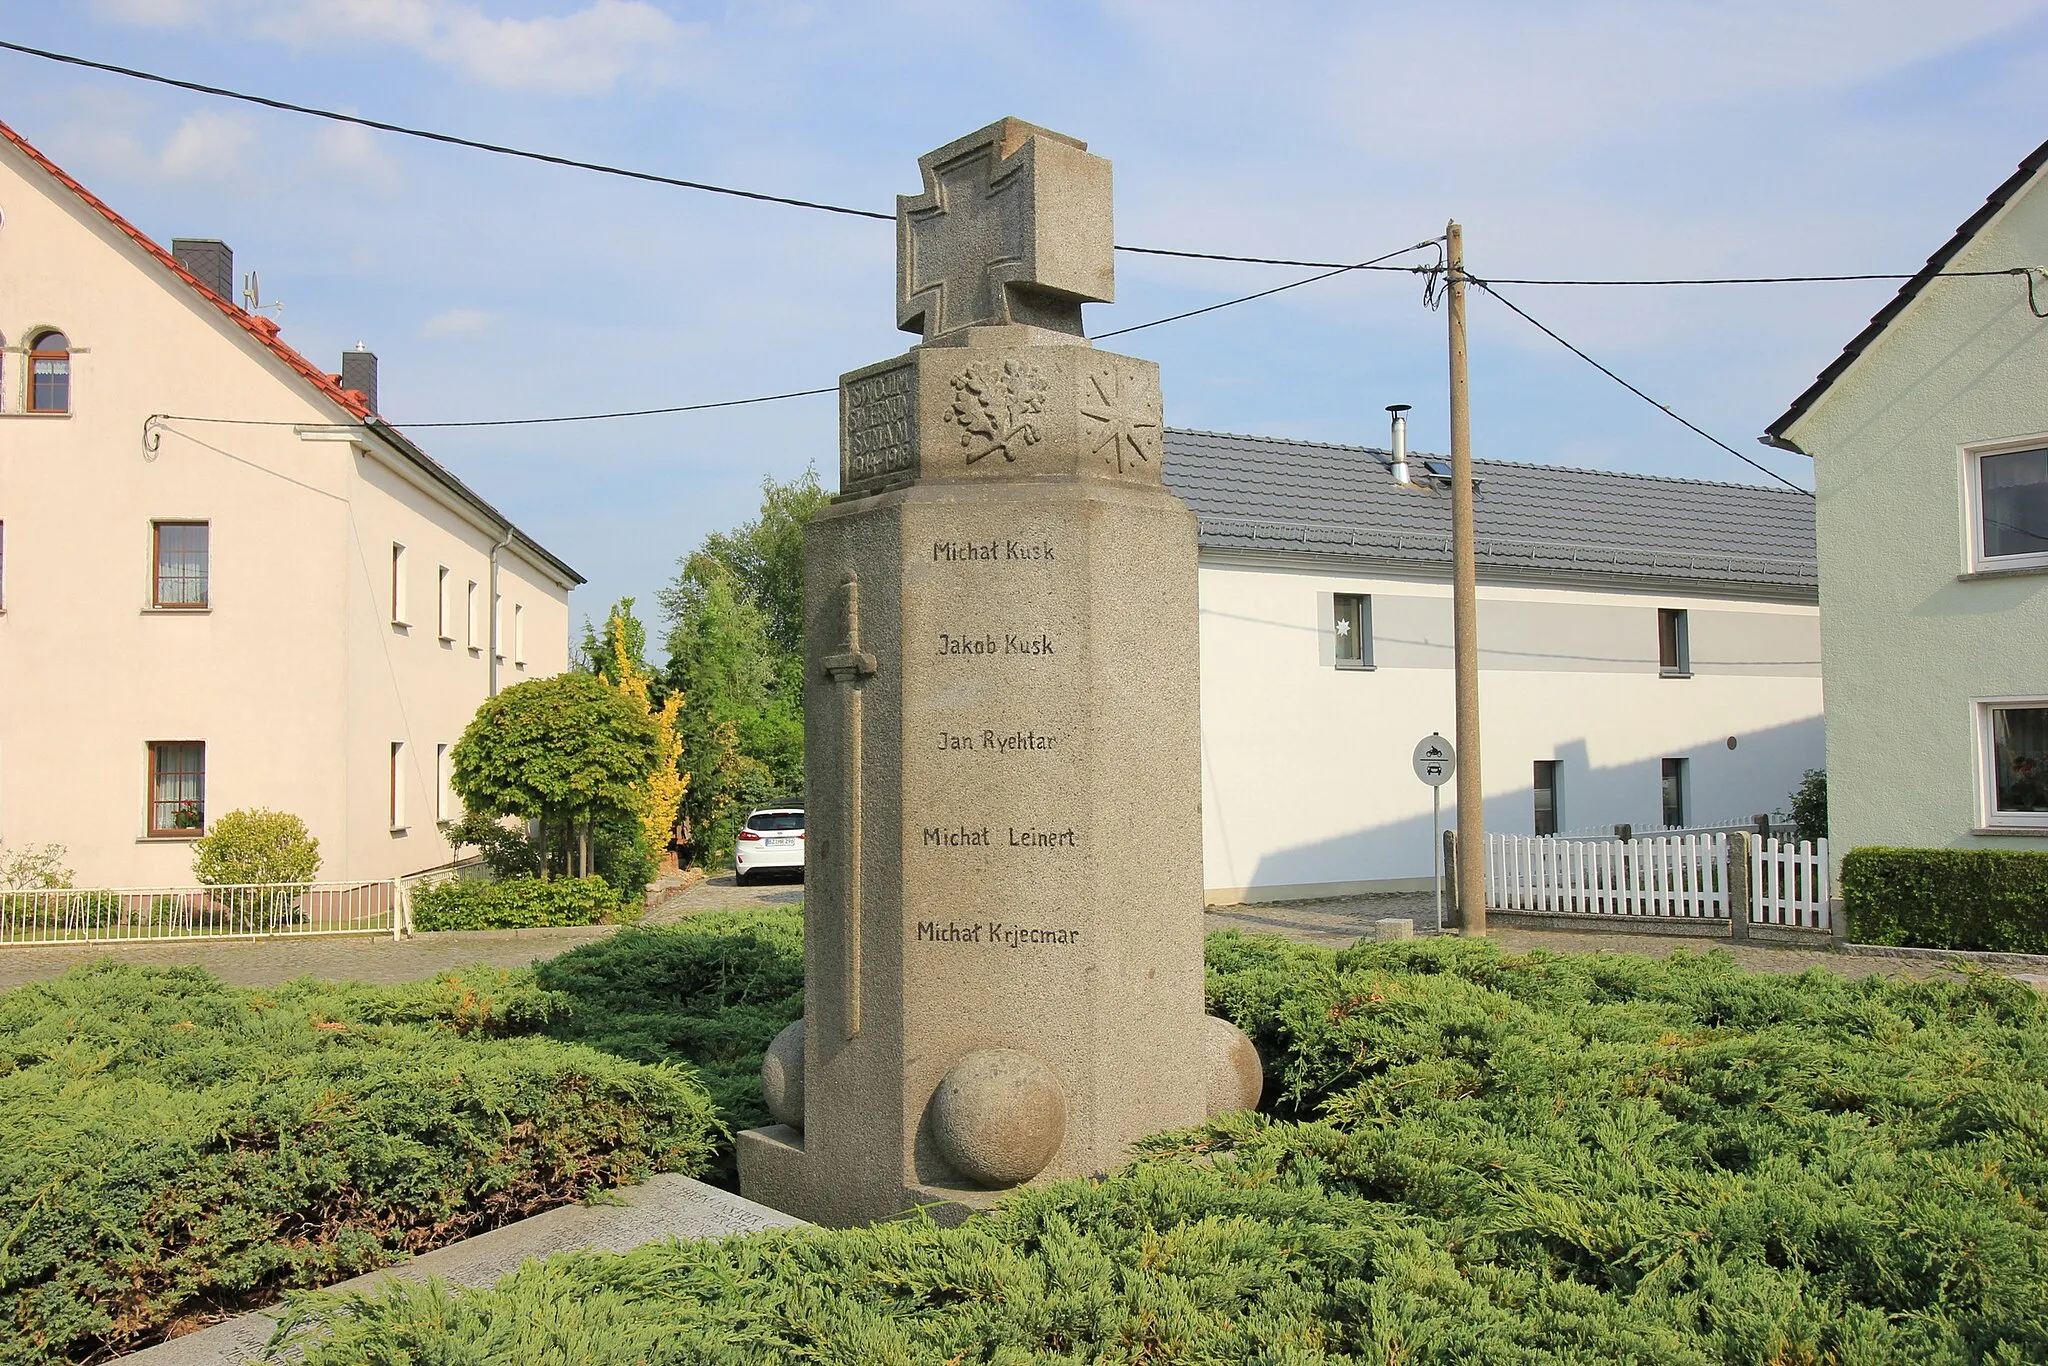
top-left (28, 331), bottom-right (69, 413)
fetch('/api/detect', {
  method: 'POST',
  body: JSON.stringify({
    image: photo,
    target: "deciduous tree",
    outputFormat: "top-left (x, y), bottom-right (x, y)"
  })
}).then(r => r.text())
top-left (451, 673), bottom-right (659, 879)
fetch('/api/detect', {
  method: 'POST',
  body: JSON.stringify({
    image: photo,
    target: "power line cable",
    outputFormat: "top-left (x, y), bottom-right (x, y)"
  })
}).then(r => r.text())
top-left (0, 39), bottom-right (1431, 273)
top-left (142, 240), bottom-right (1438, 435)
top-left (10, 41), bottom-right (2035, 291)
top-left (0, 39), bottom-right (893, 222)
top-left (1468, 278), bottom-right (1814, 498)
top-left (1095, 240), bottom-right (1441, 338)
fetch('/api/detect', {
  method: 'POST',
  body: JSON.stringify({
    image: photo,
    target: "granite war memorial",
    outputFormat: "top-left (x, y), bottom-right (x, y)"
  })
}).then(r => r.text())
top-left (737, 119), bottom-right (1260, 1226)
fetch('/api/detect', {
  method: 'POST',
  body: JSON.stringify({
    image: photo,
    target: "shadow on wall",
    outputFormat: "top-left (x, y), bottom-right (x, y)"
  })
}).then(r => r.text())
top-left (1241, 713), bottom-right (1824, 894)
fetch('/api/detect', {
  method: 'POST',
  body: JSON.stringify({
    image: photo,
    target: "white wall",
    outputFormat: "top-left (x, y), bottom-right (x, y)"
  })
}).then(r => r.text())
top-left (1197, 554), bottom-right (1824, 901)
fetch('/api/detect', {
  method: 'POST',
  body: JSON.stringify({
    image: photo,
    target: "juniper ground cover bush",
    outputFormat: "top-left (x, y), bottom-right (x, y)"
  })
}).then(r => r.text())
top-left (0, 963), bottom-right (722, 1365)
top-left (279, 930), bottom-right (2048, 1365)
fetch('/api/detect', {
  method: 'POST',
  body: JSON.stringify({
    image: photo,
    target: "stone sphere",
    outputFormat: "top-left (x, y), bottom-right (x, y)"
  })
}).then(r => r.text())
top-left (1204, 1015), bottom-right (1263, 1117)
top-left (761, 1019), bottom-right (805, 1131)
top-left (929, 1047), bottom-right (1067, 1188)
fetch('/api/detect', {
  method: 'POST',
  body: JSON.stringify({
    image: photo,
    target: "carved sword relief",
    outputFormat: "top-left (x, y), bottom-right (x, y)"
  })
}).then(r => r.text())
top-left (822, 569), bottom-right (877, 1039)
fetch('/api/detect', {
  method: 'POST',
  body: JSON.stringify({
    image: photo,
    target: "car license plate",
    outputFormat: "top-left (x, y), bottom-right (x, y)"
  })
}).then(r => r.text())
top-left (766, 837), bottom-right (795, 847)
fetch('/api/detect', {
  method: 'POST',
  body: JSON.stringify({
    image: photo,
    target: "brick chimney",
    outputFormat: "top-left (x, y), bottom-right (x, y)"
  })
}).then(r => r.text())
top-left (340, 342), bottom-right (378, 415)
top-left (171, 239), bottom-right (233, 302)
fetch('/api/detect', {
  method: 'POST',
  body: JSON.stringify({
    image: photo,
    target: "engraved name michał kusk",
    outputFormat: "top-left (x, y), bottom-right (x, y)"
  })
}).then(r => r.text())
top-left (931, 539), bottom-right (1055, 563)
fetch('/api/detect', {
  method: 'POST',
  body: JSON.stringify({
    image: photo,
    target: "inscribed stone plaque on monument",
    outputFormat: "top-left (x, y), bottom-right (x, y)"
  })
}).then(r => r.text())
top-left (737, 117), bottom-right (1249, 1229)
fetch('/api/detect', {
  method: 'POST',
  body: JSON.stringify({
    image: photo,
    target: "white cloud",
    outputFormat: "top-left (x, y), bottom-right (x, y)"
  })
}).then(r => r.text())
top-left (157, 111), bottom-right (258, 180)
top-left (312, 121), bottom-right (401, 192)
top-left (419, 307), bottom-right (494, 339)
top-left (90, 0), bottom-right (702, 94)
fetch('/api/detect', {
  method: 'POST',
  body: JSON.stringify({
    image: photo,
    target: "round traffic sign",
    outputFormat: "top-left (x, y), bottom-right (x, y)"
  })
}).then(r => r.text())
top-left (1412, 733), bottom-right (1456, 786)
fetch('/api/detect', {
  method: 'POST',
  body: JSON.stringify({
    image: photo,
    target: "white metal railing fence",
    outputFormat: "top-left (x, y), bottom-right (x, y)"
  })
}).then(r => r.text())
top-left (0, 880), bottom-right (407, 946)
top-left (1750, 837), bottom-right (1831, 930)
top-left (1487, 832), bottom-right (1731, 918)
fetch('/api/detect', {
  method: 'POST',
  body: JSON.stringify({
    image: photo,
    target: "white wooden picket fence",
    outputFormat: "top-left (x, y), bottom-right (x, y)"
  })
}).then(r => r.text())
top-left (1485, 832), bottom-right (1830, 930)
top-left (1748, 837), bottom-right (1831, 930)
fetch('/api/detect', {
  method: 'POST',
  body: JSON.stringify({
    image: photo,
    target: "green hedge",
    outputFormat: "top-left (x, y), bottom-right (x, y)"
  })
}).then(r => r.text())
top-left (533, 908), bottom-right (805, 1182)
top-left (409, 875), bottom-right (622, 932)
top-left (1842, 845), bottom-right (2048, 953)
top-left (0, 963), bottom-right (721, 1365)
top-left (277, 932), bottom-right (2048, 1364)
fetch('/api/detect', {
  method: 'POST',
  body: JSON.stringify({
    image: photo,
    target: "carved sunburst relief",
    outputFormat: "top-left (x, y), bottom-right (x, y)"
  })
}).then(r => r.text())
top-left (1078, 367), bottom-right (1161, 474)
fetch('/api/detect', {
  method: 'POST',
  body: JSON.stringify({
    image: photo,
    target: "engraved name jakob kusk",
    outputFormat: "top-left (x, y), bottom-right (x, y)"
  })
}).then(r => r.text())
top-left (916, 920), bottom-right (1084, 948)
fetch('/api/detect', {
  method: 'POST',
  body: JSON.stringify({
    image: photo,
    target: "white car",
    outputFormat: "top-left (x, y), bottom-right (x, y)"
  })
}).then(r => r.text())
top-left (735, 807), bottom-right (805, 884)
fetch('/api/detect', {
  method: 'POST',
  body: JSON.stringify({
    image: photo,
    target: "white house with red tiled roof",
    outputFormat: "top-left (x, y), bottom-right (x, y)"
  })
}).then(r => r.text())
top-left (0, 118), bottom-right (581, 888)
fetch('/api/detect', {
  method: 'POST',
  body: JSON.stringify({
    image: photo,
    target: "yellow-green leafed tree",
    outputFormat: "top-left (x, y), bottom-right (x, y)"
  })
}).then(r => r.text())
top-left (594, 601), bottom-right (691, 859)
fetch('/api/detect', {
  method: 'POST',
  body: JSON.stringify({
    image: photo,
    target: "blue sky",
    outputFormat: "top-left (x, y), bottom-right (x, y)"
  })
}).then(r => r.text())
top-left (5, 1), bottom-right (2048, 641)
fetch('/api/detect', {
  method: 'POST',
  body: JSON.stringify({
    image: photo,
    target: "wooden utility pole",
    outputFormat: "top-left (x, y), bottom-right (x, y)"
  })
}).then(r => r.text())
top-left (1446, 220), bottom-right (1486, 934)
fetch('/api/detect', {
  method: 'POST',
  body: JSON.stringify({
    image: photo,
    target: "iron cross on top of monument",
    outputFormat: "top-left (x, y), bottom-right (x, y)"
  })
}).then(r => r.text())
top-left (897, 118), bottom-right (1113, 345)
top-left (840, 119), bottom-right (1157, 499)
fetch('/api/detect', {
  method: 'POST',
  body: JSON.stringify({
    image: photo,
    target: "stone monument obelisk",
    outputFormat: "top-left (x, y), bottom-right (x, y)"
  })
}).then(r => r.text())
top-left (737, 118), bottom-right (1258, 1227)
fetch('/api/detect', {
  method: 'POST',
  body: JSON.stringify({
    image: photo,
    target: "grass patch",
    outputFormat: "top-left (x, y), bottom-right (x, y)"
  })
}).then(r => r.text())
top-left (276, 931), bottom-right (2048, 1364)
top-left (0, 963), bottom-right (721, 1365)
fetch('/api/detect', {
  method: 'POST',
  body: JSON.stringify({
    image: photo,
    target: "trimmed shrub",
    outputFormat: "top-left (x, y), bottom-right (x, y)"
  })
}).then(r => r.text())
top-left (535, 908), bottom-right (804, 1180)
top-left (0, 963), bottom-right (721, 1364)
top-left (278, 931), bottom-right (2048, 1365)
top-left (1842, 845), bottom-right (2048, 953)
top-left (191, 808), bottom-right (320, 887)
top-left (409, 875), bottom-right (621, 932)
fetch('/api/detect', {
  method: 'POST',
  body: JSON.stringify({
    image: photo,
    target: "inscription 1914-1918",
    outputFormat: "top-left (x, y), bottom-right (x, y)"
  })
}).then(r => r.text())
top-left (843, 362), bottom-right (915, 489)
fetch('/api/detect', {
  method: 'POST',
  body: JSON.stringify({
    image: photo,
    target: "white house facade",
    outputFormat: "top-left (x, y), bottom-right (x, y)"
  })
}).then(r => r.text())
top-left (1164, 430), bottom-right (1824, 903)
top-left (1764, 137), bottom-right (2048, 865)
top-left (0, 119), bottom-right (580, 888)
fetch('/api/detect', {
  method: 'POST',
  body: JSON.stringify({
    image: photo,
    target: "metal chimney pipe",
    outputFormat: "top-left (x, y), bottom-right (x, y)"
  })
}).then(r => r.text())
top-left (1387, 404), bottom-right (1412, 485)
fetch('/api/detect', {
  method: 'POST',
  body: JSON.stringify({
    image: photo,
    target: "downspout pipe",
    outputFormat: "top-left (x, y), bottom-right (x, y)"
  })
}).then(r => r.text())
top-left (488, 525), bottom-right (515, 697)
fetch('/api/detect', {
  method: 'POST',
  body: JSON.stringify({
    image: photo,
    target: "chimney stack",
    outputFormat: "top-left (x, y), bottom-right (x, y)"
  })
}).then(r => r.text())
top-left (171, 239), bottom-right (234, 302)
top-left (1387, 404), bottom-right (1413, 485)
top-left (340, 342), bottom-right (378, 416)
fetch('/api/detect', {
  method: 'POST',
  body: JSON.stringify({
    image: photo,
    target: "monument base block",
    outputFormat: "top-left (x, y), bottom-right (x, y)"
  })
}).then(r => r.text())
top-left (736, 1125), bottom-right (1005, 1228)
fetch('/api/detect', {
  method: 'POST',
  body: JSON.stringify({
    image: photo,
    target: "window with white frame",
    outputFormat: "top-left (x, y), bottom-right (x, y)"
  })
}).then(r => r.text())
top-left (435, 743), bottom-right (451, 822)
top-left (466, 580), bottom-right (480, 650)
top-left (1332, 592), bottom-right (1373, 669)
top-left (1979, 700), bottom-right (2048, 828)
top-left (1965, 443), bottom-right (2048, 571)
top-left (513, 603), bottom-right (527, 667)
top-left (437, 566), bottom-right (453, 640)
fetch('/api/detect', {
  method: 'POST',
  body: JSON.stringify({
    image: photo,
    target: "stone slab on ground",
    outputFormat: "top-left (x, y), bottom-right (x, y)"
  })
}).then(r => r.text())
top-left (119, 1174), bottom-right (806, 1365)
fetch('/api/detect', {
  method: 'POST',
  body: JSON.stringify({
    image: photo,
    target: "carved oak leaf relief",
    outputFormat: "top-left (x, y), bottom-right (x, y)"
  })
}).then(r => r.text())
top-left (952, 359), bottom-right (1050, 465)
top-left (1078, 368), bottom-right (1161, 474)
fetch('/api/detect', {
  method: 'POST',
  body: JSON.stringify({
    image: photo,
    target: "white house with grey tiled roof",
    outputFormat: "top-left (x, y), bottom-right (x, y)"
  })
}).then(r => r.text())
top-left (1165, 429), bottom-right (1822, 903)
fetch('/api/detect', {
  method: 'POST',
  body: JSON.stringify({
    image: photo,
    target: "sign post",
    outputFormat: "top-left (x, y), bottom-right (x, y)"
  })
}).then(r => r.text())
top-left (1412, 733), bottom-right (1456, 934)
